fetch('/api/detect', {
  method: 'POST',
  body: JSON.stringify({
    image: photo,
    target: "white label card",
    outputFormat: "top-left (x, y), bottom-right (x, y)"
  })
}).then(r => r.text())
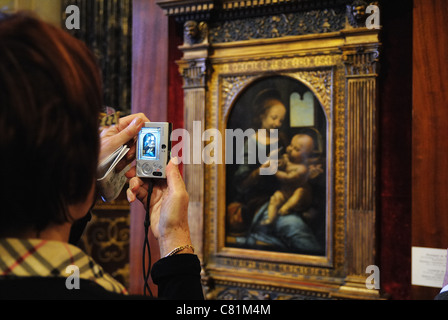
top-left (412, 246), bottom-right (448, 288)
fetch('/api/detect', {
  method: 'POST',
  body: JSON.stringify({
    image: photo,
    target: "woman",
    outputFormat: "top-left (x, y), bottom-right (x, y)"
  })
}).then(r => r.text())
top-left (0, 12), bottom-right (203, 300)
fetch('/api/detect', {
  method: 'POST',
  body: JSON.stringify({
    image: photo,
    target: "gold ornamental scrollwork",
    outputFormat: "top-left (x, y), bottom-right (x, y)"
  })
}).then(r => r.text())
top-left (220, 75), bottom-right (253, 113)
top-left (218, 57), bottom-right (336, 121)
top-left (221, 54), bottom-right (340, 74)
top-left (82, 213), bottom-right (130, 264)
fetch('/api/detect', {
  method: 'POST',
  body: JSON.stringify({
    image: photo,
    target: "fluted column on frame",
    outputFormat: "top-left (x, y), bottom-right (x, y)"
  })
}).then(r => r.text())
top-left (177, 20), bottom-right (210, 264)
top-left (338, 44), bottom-right (380, 298)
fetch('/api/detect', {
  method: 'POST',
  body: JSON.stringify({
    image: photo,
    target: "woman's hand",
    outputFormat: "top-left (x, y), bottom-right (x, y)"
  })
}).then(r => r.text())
top-left (126, 158), bottom-right (193, 257)
top-left (99, 113), bottom-right (149, 166)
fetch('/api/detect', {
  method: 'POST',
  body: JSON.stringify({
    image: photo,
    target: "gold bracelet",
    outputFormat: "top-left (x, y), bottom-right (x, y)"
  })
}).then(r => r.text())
top-left (164, 244), bottom-right (194, 258)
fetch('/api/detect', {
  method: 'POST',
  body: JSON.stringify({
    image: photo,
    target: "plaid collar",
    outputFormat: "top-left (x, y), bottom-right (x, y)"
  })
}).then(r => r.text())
top-left (0, 238), bottom-right (127, 295)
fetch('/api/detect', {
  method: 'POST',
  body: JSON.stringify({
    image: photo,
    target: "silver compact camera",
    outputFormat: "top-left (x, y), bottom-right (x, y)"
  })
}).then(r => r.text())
top-left (136, 122), bottom-right (172, 179)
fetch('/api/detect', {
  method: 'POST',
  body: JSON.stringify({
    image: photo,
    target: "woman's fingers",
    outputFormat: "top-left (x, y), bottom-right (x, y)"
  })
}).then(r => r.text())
top-left (127, 176), bottom-right (148, 204)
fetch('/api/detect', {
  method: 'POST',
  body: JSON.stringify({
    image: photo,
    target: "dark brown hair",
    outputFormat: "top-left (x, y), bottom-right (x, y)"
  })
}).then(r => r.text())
top-left (0, 12), bottom-right (102, 235)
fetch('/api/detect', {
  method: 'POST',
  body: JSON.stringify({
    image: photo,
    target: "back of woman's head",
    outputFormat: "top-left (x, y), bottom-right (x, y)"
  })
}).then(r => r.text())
top-left (0, 12), bottom-right (102, 236)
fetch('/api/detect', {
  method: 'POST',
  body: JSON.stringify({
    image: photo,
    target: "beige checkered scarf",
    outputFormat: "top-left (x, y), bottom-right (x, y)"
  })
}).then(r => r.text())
top-left (0, 238), bottom-right (128, 295)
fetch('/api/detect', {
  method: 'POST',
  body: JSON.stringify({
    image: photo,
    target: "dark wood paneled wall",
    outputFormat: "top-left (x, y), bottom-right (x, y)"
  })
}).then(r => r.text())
top-left (412, 0), bottom-right (448, 299)
top-left (130, 0), bottom-right (169, 296)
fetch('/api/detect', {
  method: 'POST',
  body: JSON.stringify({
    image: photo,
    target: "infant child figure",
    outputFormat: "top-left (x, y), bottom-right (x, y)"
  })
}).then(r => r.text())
top-left (262, 134), bottom-right (315, 225)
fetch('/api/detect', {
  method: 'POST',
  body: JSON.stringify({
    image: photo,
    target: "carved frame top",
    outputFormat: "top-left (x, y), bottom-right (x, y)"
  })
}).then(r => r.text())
top-left (158, 0), bottom-right (377, 25)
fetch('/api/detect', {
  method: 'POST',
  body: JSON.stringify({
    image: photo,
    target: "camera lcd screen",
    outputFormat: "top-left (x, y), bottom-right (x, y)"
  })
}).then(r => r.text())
top-left (138, 127), bottom-right (160, 161)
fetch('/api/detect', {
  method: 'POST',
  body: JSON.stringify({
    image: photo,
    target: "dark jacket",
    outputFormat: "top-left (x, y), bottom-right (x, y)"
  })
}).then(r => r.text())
top-left (0, 254), bottom-right (204, 300)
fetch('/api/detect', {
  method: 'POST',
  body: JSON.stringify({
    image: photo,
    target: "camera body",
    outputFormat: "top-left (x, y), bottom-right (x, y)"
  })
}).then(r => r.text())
top-left (136, 122), bottom-right (172, 179)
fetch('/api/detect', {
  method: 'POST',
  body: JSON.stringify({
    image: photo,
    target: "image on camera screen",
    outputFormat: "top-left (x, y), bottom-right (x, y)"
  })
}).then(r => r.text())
top-left (139, 127), bottom-right (160, 161)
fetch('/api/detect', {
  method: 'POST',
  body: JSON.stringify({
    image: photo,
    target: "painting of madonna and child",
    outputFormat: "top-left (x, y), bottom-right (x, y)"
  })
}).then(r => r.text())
top-left (225, 75), bottom-right (328, 256)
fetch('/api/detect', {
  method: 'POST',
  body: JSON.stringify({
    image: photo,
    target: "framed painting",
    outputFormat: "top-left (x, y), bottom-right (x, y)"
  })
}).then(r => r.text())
top-left (169, 0), bottom-right (382, 300)
top-left (224, 75), bottom-right (328, 258)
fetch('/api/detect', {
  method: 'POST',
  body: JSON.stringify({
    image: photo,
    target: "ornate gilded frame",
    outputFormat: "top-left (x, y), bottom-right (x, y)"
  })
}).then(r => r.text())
top-left (160, 0), bottom-right (381, 300)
